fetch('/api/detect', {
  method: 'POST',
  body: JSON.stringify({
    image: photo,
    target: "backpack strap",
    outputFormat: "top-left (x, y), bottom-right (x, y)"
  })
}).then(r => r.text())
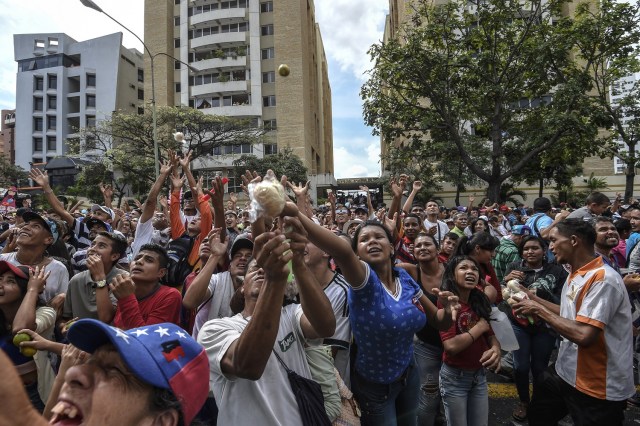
top-left (532, 214), bottom-right (543, 237)
top-left (272, 349), bottom-right (293, 373)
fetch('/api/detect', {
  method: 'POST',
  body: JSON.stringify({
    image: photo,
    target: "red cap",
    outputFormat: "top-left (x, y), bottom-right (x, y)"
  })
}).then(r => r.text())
top-left (0, 261), bottom-right (29, 280)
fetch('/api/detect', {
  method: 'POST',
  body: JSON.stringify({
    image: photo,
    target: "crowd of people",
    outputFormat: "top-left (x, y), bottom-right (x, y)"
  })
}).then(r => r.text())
top-left (0, 162), bottom-right (639, 426)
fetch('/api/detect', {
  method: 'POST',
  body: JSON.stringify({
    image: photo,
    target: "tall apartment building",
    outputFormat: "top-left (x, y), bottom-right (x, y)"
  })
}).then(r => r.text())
top-left (13, 33), bottom-right (144, 172)
top-left (144, 0), bottom-right (333, 191)
top-left (0, 110), bottom-right (16, 163)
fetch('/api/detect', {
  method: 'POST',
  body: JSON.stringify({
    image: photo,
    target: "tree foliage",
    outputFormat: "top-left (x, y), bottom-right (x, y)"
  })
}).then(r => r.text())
top-left (68, 105), bottom-right (264, 197)
top-left (232, 147), bottom-right (308, 185)
top-left (362, 0), bottom-right (634, 202)
top-left (0, 155), bottom-right (28, 188)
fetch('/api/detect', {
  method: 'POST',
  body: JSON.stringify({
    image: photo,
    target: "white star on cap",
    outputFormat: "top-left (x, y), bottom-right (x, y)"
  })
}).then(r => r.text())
top-left (131, 329), bottom-right (148, 337)
top-left (154, 326), bottom-right (170, 337)
top-left (175, 330), bottom-right (187, 339)
top-left (114, 329), bottom-right (130, 344)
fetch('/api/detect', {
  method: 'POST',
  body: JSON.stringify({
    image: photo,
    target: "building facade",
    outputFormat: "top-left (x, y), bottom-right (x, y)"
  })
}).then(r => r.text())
top-left (13, 33), bottom-right (144, 172)
top-left (144, 0), bottom-right (334, 188)
top-left (1, 110), bottom-right (16, 163)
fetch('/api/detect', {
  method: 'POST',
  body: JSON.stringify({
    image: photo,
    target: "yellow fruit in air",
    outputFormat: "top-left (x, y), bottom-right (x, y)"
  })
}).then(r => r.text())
top-left (12, 332), bottom-right (31, 347)
top-left (20, 346), bottom-right (37, 357)
top-left (278, 64), bottom-right (290, 77)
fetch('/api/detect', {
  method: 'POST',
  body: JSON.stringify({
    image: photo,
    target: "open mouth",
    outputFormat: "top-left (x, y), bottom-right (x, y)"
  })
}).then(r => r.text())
top-left (130, 267), bottom-right (143, 274)
top-left (50, 400), bottom-right (84, 425)
top-left (367, 247), bottom-right (382, 254)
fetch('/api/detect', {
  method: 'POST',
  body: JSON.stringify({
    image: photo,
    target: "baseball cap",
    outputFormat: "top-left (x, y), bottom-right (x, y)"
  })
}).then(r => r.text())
top-left (230, 233), bottom-right (253, 259)
top-left (84, 217), bottom-right (109, 231)
top-left (511, 225), bottom-right (531, 236)
top-left (91, 204), bottom-right (115, 221)
top-left (343, 219), bottom-right (364, 234)
top-left (224, 210), bottom-right (238, 217)
top-left (67, 319), bottom-right (209, 426)
top-left (22, 211), bottom-right (59, 244)
top-left (499, 205), bottom-right (509, 212)
top-left (0, 260), bottom-right (29, 280)
top-left (354, 205), bottom-right (368, 214)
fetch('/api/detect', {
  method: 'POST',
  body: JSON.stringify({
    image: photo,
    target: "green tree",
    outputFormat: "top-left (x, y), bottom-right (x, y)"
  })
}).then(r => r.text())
top-left (571, 0), bottom-right (640, 201)
top-left (0, 155), bottom-right (28, 188)
top-left (362, 0), bottom-right (616, 202)
top-left (232, 147), bottom-right (308, 185)
top-left (68, 105), bottom-right (264, 197)
top-left (66, 162), bottom-right (113, 204)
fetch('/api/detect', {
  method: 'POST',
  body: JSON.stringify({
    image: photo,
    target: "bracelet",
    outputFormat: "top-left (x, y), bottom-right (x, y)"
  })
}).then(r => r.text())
top-left (467, 331), bottom-right (475, 342)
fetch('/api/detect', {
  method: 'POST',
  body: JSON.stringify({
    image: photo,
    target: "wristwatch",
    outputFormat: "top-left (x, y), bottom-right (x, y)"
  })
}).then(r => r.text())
top-left (95, 279), bottom-right (108, 289)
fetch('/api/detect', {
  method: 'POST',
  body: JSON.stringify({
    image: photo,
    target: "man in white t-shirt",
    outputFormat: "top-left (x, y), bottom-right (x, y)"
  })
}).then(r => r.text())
top-left (514, 219), bottom-right (634, 425)
top-left (198, 219), bottom-right (335, 426)
top-left (423, 200), bottom-right (449, 244)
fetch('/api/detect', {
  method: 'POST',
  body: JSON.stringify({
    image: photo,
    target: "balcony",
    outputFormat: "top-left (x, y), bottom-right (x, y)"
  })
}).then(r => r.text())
top-left (191, 32), bottom-right (247, 49)
top-left (195, 55), bottom-right (247, 71)
top-left (190, 8), bottom-right (247, 26)
top-left (191, 80), bottom-right (248, 97)
top-left (198, 104), bottom-right (257, 117)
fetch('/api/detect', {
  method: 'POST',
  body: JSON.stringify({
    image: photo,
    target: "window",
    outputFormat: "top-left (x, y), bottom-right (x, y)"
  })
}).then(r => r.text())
top-left (264, 119), bottom-right (277, 130)
top-left (174, 16), bottom-right (180, 26)
top-left (138, 106), bottom-right (145, 115)
top-left (34, 76), bottom-right (43, 91)
top-left (175, 0), bottom-right (180, 4)
top-left (264, 143), bottom-right (277, 155)
top-left (138, 89), bottom-right (144, 100)
top-left (35, 39), bottom-right (45, 49)
top-left (226, 176), bottom-right (243, 193)
top-left (33, 137), bottom-right (43, 152)
top-left (86, 74), bottom-right (96, 87)
top-left (48, 74), bottom-right (57, 89)
top-left (174, 60), bottom-right (181, 70)
top-left (48, 37), bottom-right (59, 47)
top-left (263, 95), bottom-right (276, 107)
top-left (175, 83), bottom-right (181, 92)
top-left (261, 2), bottom-right (273, 12)
top-left (138, 69), bottom-right (144, 82)
top-left (86, 95), bottom-right (96, 108)
top-left (34, 117), bottom-right (43, 131)
top-left (86, 116), bottom-right (96, 128)
top-left (34, 97), bottom-right (43, 111)
top-left (261, 25), bottom-right (274, 36)
top-left (47, 115), bottom-right (56, 130)
top-left (174, 38), bottom-right (180, 48)
top-left (48, 96), bottom-right (57, 110)
top-left (85, 135), bottom-right (96, 150)
top-left (261, 48), bottom-right (275, 59)
top-left (47, 136), bottom-right (56, 151)
top-left (262, 71), bottom-right (275, 83)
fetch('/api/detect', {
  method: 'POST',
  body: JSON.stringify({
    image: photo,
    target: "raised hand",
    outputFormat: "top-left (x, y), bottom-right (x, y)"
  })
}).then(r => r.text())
top-left (29, 168), bottom-right (50, 188)
top-left (287, 180), bottom-right (311, 199)
top-left (229, 191), bottom-right (238, 204)
top-left (282, 216), bottom-right (308, 261)
top-left (178, 150), bottom-right (193, 169)
top-left (253, 231), bottom-right (292, 284)
top-left (207, 228), bottom-right (229, 256)
top-left (383, 211), bottom-right (398, 234)
top-left (240, 170), bottom-right (261, 195)
top-left (170, 171), bottom-right (186, 191)
top-left (159, 157), bottom-right (172, 175)
top-left (28, 266), bottom-right (51, 294)
top-left (327, 191), bottom-right (336, 205)
top-left (86, 254), bottom-right (106, 282)
top-left (109, 274), bottom-right (136, 300)
top-left (99, 183), bottom-right (113, 201)
top-left (432, 289), bottom-right (461, 321)
top-left (359, 185), bottom-right (369, 192)
top-left (412, 180), bottom-right (422, 192)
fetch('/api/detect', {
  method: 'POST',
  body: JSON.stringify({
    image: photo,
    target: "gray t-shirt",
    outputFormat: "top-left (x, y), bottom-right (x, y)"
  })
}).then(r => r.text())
top-left (62, 268), bottom-right (123, 320)
top-left (192, 271), bottom-right (235, 339)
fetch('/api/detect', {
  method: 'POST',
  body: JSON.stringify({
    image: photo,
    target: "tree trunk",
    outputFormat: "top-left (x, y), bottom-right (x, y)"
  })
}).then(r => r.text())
top-left (455, 184), bottom-right (461, 207)
top-left (625, 168), bottom-right (635, 202)
top-left (539, 178), bottom-right (544, 198)
top-left (487, 181), bottom-right (501, 204)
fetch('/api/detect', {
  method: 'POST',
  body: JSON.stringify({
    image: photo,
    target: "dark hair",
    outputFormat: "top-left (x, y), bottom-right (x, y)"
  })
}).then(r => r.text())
top-left (554, 218), bottom-right (596, 247)
top-left (138, 244), bottom-right (170, 269)
top-left (440, 256), bottom-right (491, 321)
top-left (454, 233), bottom-right (500, 257)
top-left (517, 235), bottom-right (547, 258)
top-left (594, 215), bottom-right (613, 226)
top-left (403, 213), bottom-right (422, 224)
top-left (442, 232), bottom-right (460, 242)
top-left (615, 218), bottom-right (632, 234)
top-left (469, 218), bottom-right (490, 234)
top-left (586, 192), bottom-right (610, 206)
top-left (97, 231), bottom-right (128, 260)
top-left (149, 387), bottom-right (184, 426)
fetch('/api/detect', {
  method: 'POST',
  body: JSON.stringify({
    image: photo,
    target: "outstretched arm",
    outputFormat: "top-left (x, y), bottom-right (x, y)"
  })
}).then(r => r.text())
top-left (29, 169), bottom-right (74, 228)
top-left (139, 153), bottom-right (174, 224)
top-left (402, 180), bottom-right (422, 214)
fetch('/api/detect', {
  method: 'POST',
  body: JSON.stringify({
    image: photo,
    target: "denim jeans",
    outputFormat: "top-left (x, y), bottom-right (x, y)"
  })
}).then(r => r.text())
top-left (25, 381), bottom-right (45, 413)
top-left (439, 363), bottom-right (488, 426)
top-left (512, 323), bottom-right (557, 403)
top-left (352, 356), bottom-right (420, 426)
top-left (415, 340), bottom-right (443, 426)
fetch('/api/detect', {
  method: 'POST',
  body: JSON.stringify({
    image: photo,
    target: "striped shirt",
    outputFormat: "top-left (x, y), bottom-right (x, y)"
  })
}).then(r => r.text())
top-left (555, 256), bottom-right (635, 401)
top-left (323, 273), bottom-right (351, 382)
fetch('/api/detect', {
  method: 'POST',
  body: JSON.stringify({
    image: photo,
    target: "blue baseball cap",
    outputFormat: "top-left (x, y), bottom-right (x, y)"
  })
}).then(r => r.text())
top-left (68, 319), bottom-right (209, 425)
top-left (511, 225), bottom-right (531, 236)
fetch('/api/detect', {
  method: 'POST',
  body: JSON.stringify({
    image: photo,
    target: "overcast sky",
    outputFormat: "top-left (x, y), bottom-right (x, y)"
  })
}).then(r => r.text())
top-left (0, 0), bottom-right (388, 178)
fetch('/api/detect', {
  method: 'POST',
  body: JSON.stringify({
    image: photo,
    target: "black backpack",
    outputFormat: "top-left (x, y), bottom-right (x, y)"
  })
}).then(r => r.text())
top-left (163, 235), bottom-right (195, 287)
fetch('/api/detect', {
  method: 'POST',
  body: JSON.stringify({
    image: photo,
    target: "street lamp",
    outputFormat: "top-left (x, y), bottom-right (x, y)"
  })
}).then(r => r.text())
top-left (80, 0), bottom-right (198, 178)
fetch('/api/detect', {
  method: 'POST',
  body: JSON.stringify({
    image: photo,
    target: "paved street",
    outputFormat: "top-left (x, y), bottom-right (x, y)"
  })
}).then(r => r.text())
top-left (486, 372), bottom-right (640, 425)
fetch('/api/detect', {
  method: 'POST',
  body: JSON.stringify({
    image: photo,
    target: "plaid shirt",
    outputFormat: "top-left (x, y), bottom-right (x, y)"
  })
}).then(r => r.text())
top-left (491, 237), bottom-right (521, 284)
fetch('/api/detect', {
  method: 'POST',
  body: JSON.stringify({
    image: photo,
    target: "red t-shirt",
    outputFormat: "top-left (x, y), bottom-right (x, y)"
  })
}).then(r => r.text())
top-left (439, 301), bottom-right (494, 370)
top-left (113, 285), bottom-right (182, 330)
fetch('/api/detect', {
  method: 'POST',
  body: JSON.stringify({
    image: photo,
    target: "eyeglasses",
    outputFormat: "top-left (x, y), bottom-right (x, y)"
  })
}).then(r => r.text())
top-left (336, 209), bottom-right (348, 214)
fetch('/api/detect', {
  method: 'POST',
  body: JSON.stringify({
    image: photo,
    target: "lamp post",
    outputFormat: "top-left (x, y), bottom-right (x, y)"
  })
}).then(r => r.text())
top-left (80, 0), bottom-right (198, 178)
